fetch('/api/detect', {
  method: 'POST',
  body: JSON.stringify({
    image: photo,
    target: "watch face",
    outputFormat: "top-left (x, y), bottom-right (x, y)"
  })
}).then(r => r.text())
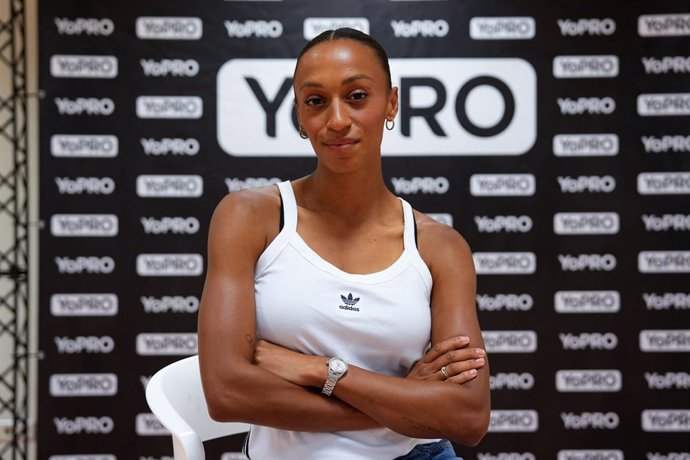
top-left (331, 359), bottom-right (347, 373)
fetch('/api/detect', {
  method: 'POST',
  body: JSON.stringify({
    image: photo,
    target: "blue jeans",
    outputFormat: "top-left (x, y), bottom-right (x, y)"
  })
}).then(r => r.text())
top-left (394, 440), bottom-right (460, 460)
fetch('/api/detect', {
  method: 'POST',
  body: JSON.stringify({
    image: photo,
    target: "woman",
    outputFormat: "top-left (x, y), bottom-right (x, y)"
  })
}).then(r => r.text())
top-left (198, 28), bottom-right (490, 459)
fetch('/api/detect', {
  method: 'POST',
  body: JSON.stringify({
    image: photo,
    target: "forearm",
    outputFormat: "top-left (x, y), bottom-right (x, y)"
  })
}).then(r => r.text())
top-left (206, 360), bottom-right (380, 432)
top-left (330, 365), bottom-right (490, 445)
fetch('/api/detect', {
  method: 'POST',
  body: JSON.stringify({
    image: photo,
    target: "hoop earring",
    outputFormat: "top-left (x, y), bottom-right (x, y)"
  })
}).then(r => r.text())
top-left (385, 118), bottom-right (395, 131)
top-left (298, 126), bottom-right (308, 139)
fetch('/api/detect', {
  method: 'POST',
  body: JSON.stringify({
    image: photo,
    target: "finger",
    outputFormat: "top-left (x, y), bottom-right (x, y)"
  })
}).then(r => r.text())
top-left (434, 347), bottom-right (485, 369)
top-left (446, 369), bottom-right (478, 384)
top-left (444, 357), bottom-right (486, 377)
top-left (422, 336), bottom-right (470, 363)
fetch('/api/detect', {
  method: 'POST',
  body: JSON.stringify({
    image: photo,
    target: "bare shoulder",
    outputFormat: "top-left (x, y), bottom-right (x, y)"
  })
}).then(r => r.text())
top-left (208, 185), bottom-right (282, 254)
top-left (412, 210), bottom-right (474, 274)
top-left (211, 185), bottom-right (280, 226)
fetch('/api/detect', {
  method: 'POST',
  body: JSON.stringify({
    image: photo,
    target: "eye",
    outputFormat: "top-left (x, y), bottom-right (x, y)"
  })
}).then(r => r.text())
top-left (348, 90), bottom-right (368, 102)
top-left (305, 95), bottom-right (324, 107)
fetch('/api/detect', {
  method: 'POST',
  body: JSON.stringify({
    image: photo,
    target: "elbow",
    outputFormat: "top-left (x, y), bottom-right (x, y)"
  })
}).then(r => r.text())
top-left (447, 401), bottom-right (490, 447)
top-left (205, 388), bottom-right (252, 423)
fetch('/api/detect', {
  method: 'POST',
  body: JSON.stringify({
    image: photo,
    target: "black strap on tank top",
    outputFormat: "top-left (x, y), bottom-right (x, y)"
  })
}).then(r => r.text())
top-left (413, 214), bottom-right (418, 248)
top-left (279, 194), bottom-right (284, 231)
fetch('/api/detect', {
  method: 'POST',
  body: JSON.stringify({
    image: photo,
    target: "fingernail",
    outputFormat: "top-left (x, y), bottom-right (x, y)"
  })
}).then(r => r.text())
top-left (476, 349), bottom-right (485, 356)
top-left (459, 336), bottom-right (469, 343)
top-left (475, 358), bottom-right (485, 365)
top-left (468, 369), bottom-right (477, 376)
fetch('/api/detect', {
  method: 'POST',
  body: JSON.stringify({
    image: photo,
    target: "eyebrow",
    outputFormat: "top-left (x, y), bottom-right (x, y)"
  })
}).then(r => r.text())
top-left (299, 73), bottom-right (374, 91)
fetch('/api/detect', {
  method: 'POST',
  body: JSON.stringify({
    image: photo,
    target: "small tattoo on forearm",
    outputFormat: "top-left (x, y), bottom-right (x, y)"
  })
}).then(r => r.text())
top-left (402, 416), bottom-right (441, 434)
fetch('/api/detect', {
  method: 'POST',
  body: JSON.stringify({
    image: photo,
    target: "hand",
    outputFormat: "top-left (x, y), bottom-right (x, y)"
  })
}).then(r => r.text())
top-left (406, 336), bottom-right (486, 384)
top-left (253, 339), bottom-right (326, 387)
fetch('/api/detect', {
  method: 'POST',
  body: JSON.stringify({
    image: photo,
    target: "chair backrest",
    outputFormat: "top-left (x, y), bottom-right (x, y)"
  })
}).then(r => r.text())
top-left (146, 355), bottom-right (250, 460)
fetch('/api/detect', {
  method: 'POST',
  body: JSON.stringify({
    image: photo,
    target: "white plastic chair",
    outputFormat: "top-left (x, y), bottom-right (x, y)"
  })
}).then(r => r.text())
top-left (145, 355), bottom-right (250, 460)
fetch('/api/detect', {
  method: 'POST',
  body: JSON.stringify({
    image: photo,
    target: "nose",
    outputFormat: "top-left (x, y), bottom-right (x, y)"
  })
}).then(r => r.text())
top-left (326, 99), bottom-right (351, 132)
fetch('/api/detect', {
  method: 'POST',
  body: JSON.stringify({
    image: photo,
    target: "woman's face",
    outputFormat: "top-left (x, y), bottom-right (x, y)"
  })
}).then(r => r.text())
top-left (293, 39), bottom-right (398, 172)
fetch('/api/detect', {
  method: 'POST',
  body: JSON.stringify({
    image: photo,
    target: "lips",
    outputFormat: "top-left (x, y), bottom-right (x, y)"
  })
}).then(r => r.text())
top-left (324, 137), bottom-right (358, 147)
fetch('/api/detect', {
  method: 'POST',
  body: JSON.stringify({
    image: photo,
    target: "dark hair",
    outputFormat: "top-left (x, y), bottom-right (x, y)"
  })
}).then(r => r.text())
top-left (296, 28), bottom-right (392, 89)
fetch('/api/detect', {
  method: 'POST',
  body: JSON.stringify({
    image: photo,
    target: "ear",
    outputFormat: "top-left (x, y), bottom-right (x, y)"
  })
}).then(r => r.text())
top-left (386, 86), bottom-right (399, 121)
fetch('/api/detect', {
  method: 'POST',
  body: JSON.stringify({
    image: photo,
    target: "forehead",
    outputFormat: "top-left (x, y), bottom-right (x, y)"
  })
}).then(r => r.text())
top-left (294, 39), bottom-right (385, 86)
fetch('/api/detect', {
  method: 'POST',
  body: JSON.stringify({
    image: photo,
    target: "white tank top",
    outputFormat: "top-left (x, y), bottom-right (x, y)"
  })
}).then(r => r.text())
top-left (247, 181), bottom-right (437, 460)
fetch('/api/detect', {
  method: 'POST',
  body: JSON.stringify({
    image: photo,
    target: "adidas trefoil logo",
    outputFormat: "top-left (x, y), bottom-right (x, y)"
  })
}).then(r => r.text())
top-left (339, 293), bottom-right (360, 312)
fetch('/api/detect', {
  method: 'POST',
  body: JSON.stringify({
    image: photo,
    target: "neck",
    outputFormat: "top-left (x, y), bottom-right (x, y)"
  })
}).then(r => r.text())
top-left (299, 164), bottom-right (395, 222)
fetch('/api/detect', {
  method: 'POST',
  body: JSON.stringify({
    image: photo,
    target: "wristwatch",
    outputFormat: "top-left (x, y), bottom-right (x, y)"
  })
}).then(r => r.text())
top-left (322, 357), bottom-right (348, 396)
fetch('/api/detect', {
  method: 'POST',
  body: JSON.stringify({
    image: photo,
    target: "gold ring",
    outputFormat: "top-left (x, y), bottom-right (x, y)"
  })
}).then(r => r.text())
top-left (440, 366), bottom-right (449, 379)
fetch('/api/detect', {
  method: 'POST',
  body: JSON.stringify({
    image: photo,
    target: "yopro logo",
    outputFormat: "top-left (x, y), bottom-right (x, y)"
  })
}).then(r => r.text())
top-left (303, 18), bottom-right (368, 40)
top-left (482, 330), bottom-right (537, 353)
top-left (135, 413), bottom-right (169, 436)
top-left (553, 55), bottom-right (619, 78)
top-left (217, 58), bottom-right (536, 156)
top-left (640, 330), bottom-right (690, 352)
top-left (557, 450), bottom-right (623, 460)
top-left (642, 214), bottom-right (690, 231)
top-left (477, 293), bottom-right (533, 311)
top-left (50, 294), bottom-right (118, 317)
top-left (553, 212), bottom-right (620, 235)
top-left (645, 372), bottom-right (690, 390)
top-left (50, 373), bottom-right (118, 397)
top-left (136, 175), bottom-right (203, 198)
top-left (55, 97), bottom-right (114, 116)
top-left (391, 19), bottom-right (449, 38)
top-left (555, 291), bottom-right (620, 314)
top-left (558, 18), bottom-right (616, 36)
top-left (638, 93), bottom-right (690, 116)
top-left (643, 292), bottom-right (690, 310)
top-left (559, 254), bottom-right (617, 271)
top-left (51, 135), bottom-right (118, 158)
top-left (474, 252), bottom-right (536, 275)
top-left (561, 412), bottom-right (619, 430)
top-left (642, 56), bottom-right (690, 74)
top-left (477, 454), bottom-right (535, 460)
top-left (474, 215), bottom-right (532, 233)
top-left (136, 96), bottom-right (203, 119)
top-left (136, 254), bottom-right (203, 276)
top-left (470, 174), bottom-right (535, 196)
top-left (642, 410), bottom-right (690, 432)
top-left (140, 138), bottom-right (199, 156)
top-left (638, 14), bottom-right (690, 37)
top-left (639, 251), bottom-right (690, 273)
top-left (54, 336), bottom-right (114, 354)
top-left (558, 175), bottom-right (616, 193)
top-left (54, 17), bottom-right (114, 36)
top-left (555, 369), bottom-right (622, 392)
top-left (140, 217), bottom-right (200, 235)
top-left (54, 416), bottom-right (114, 435)
top-left (391, 177), bottom-right (449, 195)
top-left (140, 296), bottom-right (199, 314)
top-left (642, 135), bottom-right (690, 153)
top-left (490, 372), bottom-right (535, 390)
top-left (140, 59), bottom-right (199, 77)
top-left (50, 55), bottom-right (117, 78)
top-left (136, 333), bottom-right (198, 355)
top-left (136, 17), bottom-right (202, 40)
top-left (50, 214), bottom-right (118, 237)
top-left (55, 177), bottom-right (115, 195)
top-left (559, 333), bottom-right (618, 350)
top-left (470, 17), bottom-right (535, 40)
top-left (55, 256), bottom-right (115, 274)
top-left (225, 19), bottom-right (283, 38)
top-left (489, 410), bottom-right (539, 432)
top-left (638, 173), bottom-right (690, 194)
top-left (553, 134), bottom-right (618, 156)
top-left (557, 97), bottom-right (615, 115)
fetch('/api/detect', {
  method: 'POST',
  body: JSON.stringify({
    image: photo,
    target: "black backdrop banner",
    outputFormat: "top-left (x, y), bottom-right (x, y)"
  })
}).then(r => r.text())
top-left (38, 1), bottom-right (690, 459)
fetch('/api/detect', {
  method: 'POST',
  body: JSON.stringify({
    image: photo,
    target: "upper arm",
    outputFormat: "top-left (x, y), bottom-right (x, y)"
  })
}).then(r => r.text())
top-left (198, 189), bottom-right (279, 389)
top-left (418, 215), bottom-right (489, 399)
